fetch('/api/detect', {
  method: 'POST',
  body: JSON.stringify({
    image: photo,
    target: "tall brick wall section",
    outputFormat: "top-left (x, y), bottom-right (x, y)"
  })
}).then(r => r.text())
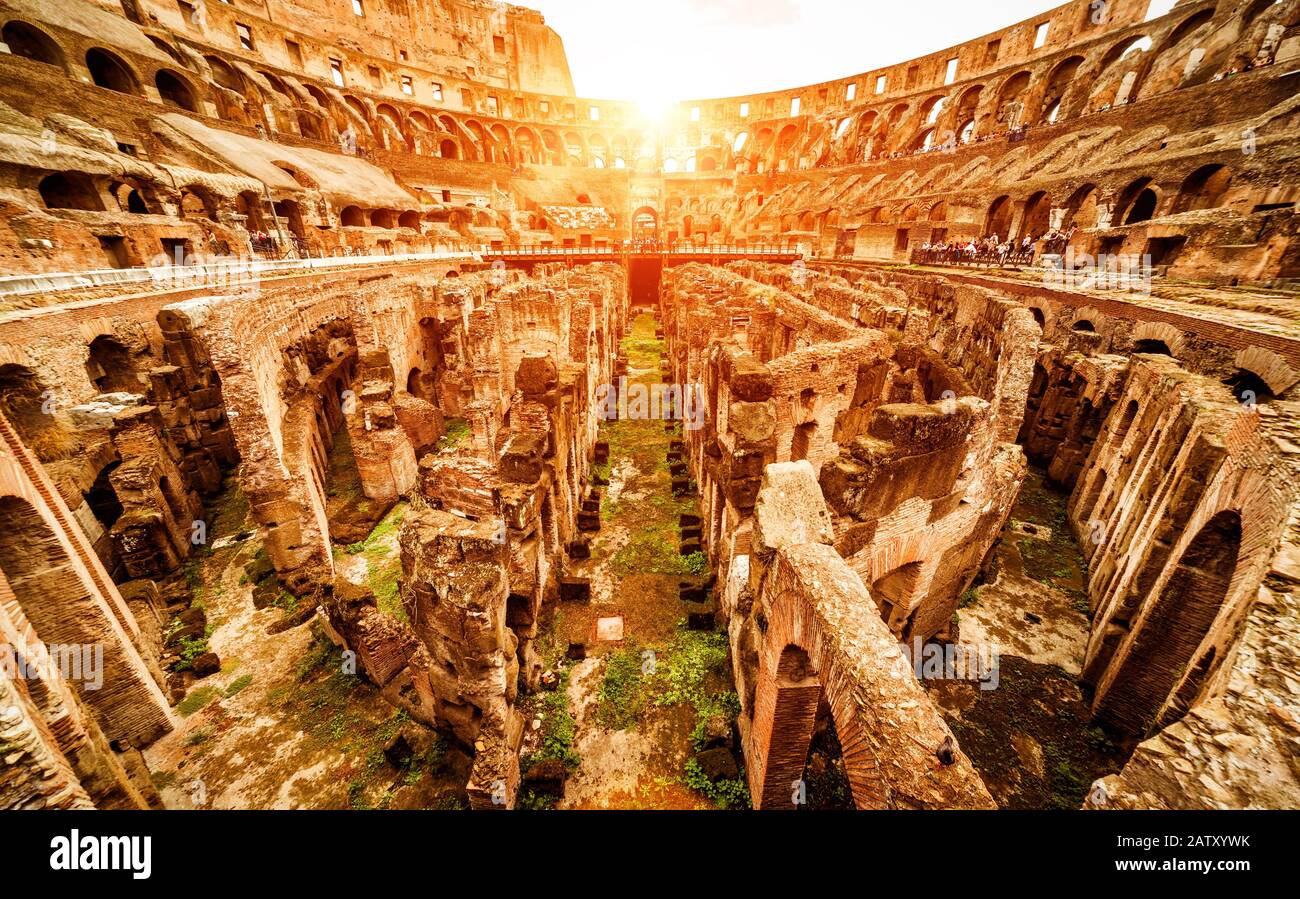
top-left (0, 413), bottom-right (174, 747)
top-left (742, 462), bottom-right (994, 809)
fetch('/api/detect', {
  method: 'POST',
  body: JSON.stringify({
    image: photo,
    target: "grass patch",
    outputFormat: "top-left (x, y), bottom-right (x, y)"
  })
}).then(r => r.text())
top-left (177, 686), bottom-right (219, 716)
top-left (522, 665), bottom-right (579, 771)
top-left (682, 550), bottom-right (708, 576)
top-left (224, 674), bottom-right (254, 698)
top-left (435, 418), bottom-right (471, 452)
top-left (653, 630), bottom-right (729, 709)
top-left (596, 646), bottom-right (645, 729)
top-left (272, 632), bottom-right (442, 809)
top-left (342, 503), bottom-right (409, 622)
top-left (609, 525), bottom-right (693, 577)
top-left (683, 758), bottom-right (751, 810)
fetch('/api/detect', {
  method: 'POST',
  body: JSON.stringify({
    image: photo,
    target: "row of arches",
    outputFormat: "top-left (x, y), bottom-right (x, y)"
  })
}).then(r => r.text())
top-left (3, 20), bottom-right (205, 113)
top-left (8, 0), bottom-right (1293, 179)
top-left (746, 160), bottom-right (1236, 246)
top-left (737, 2), bottom-right (1289, 173)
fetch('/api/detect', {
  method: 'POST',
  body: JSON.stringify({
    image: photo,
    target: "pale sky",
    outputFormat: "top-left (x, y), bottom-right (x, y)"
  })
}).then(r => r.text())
top-left (532, 0), bottom-right (1112, 104)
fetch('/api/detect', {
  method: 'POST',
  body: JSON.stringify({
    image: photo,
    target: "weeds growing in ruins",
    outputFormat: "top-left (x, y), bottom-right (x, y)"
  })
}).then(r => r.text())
top-left (682, 550), bottom-right (709, 576)
top-left (268, 631), bottom-right (455, 809)
top-left (435, 417), bottom-right (471, 452)
top-left (177, 685), bottom-right (219, 716)
top-left (597, 645), bottom-right (645, 729)
top-left (343, 502), bottom-right (409, 621)
top-left (683, 757), bottom-right (750, 809)
top-left (523, 665), bottom-right (580, 771)
top-left (224, 674), bottom-right (253, 697)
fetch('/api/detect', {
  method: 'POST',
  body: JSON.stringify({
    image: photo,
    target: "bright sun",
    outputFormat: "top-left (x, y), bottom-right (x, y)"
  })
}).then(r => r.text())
top-left (636, 92), bottom-right (677, 126)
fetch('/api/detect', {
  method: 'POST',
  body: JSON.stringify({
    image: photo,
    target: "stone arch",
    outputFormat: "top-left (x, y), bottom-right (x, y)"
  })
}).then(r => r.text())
top-left (83, 460), bottom-right (124, 541)
top-left (1089, 35), bottom-right (1152, 109)
top-left (1020, 190), bottom-right (1052, 241)
top-left (204, 55), bottom-right (242, 92)
top-left (747, 544), bottom-right (993, 810)
top-left (0, 492), bottom-right (171, 745)
top-left (1130, 321), bottom-right (1184, 358)
top-left (296, 109), bottom-right (328, 141)
top-left (85, 335), bottom-right (145, 394)
top-left (304, 84), bottom-right (330, 108)
top-left (179, 185), bottom-right (218, 221)
top-left (1040, 55), bottom-right (1084, 122)
top-left (38, 172), bottom-right (102, 211)
top-left (236, 190), bottom-right (266, 231)
top-left (1172, 163), bottom-right (1232, 213)
top-left (993, 70), bottom-right (1032, 128)
top-left (870, 560), bottom-right (925, 637)
top-left (1062, 182), bottom-right (1099, 229)
top-left (1112, 176), bottom-right (1158, 225)
top-left (0, 364), bottom-right (74, 462)
top-left (1094, 510), bottom-right (1242, 735)
top-left (85, 47), bottom-right (140, 95)
top-left (154, 68), bottom-right (198, 111)
top-left (984, 195), bottom-right (1013, 240)
top-left (514, 126), bottom-right (540, 164)
top-left (110, 179), bottom-right (153, 214)
top-left (2, 20), bottom-right (66, 70)
top-left (1232, 346), bottom-right (1299, 398)
top-left (266, 199), bottom-right (303, 239)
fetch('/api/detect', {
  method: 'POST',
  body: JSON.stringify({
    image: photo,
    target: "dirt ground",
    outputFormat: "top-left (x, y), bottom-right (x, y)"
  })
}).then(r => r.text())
top-left (926, 468), bottom-right (1133, 809)
top-left (143, 478), bottom-right (465, 810)
top-left (518, 311), bottom-right (746, 810)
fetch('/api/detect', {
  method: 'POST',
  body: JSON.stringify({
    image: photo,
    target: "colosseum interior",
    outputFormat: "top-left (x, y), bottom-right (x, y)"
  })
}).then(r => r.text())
top-left (0, 0), bottom-right (1297, 816)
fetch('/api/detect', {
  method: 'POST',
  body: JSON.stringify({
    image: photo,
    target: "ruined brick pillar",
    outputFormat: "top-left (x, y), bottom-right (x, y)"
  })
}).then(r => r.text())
top-left (400, 504), bottom-right (521, 807)
top-left (346, 381), bottom-right (418, 503)
top-left (750, 644), bottom-right (822, 809)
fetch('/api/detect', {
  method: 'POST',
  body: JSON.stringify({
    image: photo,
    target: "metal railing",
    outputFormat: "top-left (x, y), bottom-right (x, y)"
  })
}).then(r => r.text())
top-left (910, 247), bottom-right (1036, 269)
top-left (480, 243), bottom-right (800, 257)
top-left (0, 250), bottom-right (478, 302)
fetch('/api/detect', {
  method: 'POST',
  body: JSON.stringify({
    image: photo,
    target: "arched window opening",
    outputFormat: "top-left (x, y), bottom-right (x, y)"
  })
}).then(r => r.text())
top-left (84, 462), bottom-right (124, 531)
top-left (111, 181), bottom-right (151, 214)
top-left (86, 48), bottom-right (137, 94)
top-left (1125, 188), bottom-right (1158, 224)
top-left (179, 188), bottom-right (215, 221)
top-left (1172, 164), bottom-right (1232, 213)
top-left (871, 561), bottom-right (923, 637)
top-left (985, 195), bottom-right (1012, 241)
top-left (1224, 369), bottom-right (1273, 405)
top-left (0, 364), bottom-right (76, 461)
top-left (1133, 339), bottom-right (1172, 356)
top-left (2, 21), bottom-right (64, 69)
top-left (38, 172), bottom-right (103, 211)
top-left (86, 335), bottom-right (144, 394)
top-left (155, 69), bottom-right (198, 111)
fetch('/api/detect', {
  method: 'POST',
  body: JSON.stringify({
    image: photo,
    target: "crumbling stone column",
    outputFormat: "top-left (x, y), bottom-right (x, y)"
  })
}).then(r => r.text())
top-left (346, 351), bottom-right (419, 503)
top-left (400, 505), bottom-right (521, 807)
